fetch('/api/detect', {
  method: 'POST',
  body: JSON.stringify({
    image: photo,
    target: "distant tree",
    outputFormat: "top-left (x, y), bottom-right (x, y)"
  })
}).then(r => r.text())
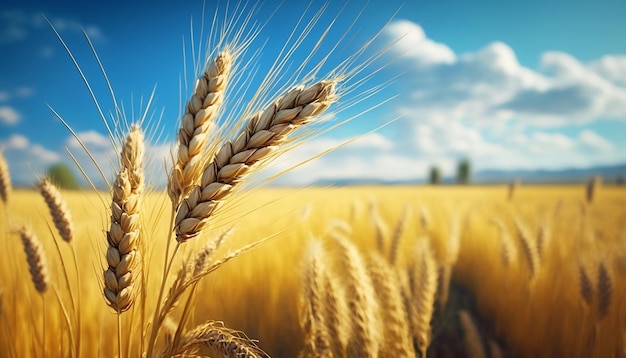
top-left (429, 166), bottom-right (441, 185)
top-left (456, 158), bottom-right (472, 185)
top-left (47, 163), bottom-right (80, 189)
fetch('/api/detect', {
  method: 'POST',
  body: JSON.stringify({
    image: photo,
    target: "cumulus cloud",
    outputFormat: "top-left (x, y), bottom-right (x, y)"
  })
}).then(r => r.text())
top-left (0, 134), bottom-right (61, 186)
top-left (0, 106), bottom-right (20, 125)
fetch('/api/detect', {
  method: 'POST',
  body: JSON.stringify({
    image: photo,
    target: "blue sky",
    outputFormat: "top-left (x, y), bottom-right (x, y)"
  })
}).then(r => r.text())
top-left (1, 0), bottom-right (625, 187)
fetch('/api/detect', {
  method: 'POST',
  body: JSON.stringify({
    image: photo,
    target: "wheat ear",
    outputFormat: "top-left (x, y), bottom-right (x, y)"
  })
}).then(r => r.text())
top-left (171, 321), bottom-right (266, 358)
top-left (168, 50), bottom-right (233, 206)
top-left (299, 239), bottom-right (332, 358)
top-left (103, 125), bottom-right (144, 313)
top-left (19, 227), bottom-right (50, 294)
top-left (39, 177), bottom-right (74, 243)
top-left (0, 150), bottom-right (11, 204)
top-left (330, 230), bottom-right (380, 358)
top-left (597, 262), bottom-right (612, 319)
top-left (578, 264), bottom-right (593, 306)
top-left (459, 310), bottom-right (487, 358)
top-left (388, 205), bottom-right (410, 266)
top-left (409, 238), bottom-right (438, 358)
top-left (513, 217), bottom-right (540, 279)
top-left (367, 253), bottom-right (414, 357)
top-left (174, 79), bottom-right (338, 242)
top-left (321, 260), bottom-right (349, 358)
top-left (488, 219), bottom-right (517, 267)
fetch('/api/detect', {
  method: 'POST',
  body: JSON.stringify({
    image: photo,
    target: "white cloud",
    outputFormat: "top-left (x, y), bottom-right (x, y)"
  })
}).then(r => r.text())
top-left (0, 134), bottom-right (61, 186)
top-left (0, 106), bottom-right (20, 125)
top-left (384, 20), bottom-right (455, 66)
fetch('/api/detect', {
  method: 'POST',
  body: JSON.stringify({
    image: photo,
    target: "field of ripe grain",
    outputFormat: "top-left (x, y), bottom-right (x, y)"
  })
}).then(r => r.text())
top-left (1, 184), bottom-right (624, 357)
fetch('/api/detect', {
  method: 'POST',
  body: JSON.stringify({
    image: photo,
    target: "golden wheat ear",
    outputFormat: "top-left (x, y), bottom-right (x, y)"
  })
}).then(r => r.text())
top-left (366, 252), bottom-right (414, 357)
top-left (39, 177), bottom-right (74, 243)
top-left (170, 321), bottom-right (268, 357)
top-left (298, 239), bottom-right (333, 357)
top-left (0, 150), bottom-right (12, 205)
top-left (103, 124), bottom-right (145, 313)
top-left (168, 50), bottom-right (233, 207)
top-left (174, 79), bottom-right (339, 242)
top-left (329, 228), bottom-right (380, 358)
top-left (19, 226), bottom-right (50, 294)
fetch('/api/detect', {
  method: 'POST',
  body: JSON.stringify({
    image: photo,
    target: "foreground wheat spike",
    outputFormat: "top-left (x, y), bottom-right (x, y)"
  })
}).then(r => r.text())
top-left (169, 50), bottom-right (233, 206)
top-left (597, 262), bottom-right (612, 319)
top-left (171, 321), bottom-right (267, 357)
top-left (409, 238), bottom-right (438, 358)
top-left (367, 253), bottom-right (414, 357)
top-left (458, 310), bottom-right (487, 358)
top-left (174, 79), bottom-right (338, 242)
top-left (299, 240), bottom-right (332, 358)
top-left (331, 230), bottom-right (380, 358)
top-left (19, 226), bottom-right (50, 294)
top-left (0, 151), bottom-right (11, 204)
top-left (103, 126), bottom-right (144, 312)
top-left (39, 177), bottom-right (74, 243)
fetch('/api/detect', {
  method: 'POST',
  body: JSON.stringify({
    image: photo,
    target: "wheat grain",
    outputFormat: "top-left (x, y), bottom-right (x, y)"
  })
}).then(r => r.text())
top-left (19, 227), bottom-right (50, 294)
top-left (459, 310), bottom-right (486, 358)
top-left (39, 177), bottom-right (74, 243)
top-left (367, 253), bottom-right (413, 357)
top-left (174, 79), bottom-right (338, 242)
top-left (597, 262), bottom-right (612, 319)
top-left (330, 230), bottom-right (380, 358)
top-left (0, 151), bottom-right (11, 204)
top-left (409, 238), bottom-right (438, 358)
top-left (103, 125), bottom-right (144, 313)
top-left (488, 219), bottom-right (517, 267)
top-left (168, 51), bottom-right (233, 207)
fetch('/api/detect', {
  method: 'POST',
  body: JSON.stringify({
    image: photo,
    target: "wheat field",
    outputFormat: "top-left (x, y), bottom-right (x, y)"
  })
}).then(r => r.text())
top-left (1, 183), bottom-right (625, 357)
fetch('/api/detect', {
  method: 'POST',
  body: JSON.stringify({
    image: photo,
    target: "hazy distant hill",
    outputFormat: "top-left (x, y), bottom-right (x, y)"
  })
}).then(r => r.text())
top-left (309, 163), bottom-right (626, 186)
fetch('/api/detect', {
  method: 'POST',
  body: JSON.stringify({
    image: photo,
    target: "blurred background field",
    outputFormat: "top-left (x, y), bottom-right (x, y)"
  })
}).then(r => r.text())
top-left (1, 184), bottom-right (625, 357)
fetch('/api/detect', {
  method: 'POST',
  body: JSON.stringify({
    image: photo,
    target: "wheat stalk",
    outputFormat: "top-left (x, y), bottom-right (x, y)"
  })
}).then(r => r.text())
top-left (174, 79), bottom-right (338, 242)
top-left (0, 151), bottom-right (11, 204)
top-left (19, 227), bottom-right (50, 294)
top-left (299, 239), bottom-right (332, 358)
top-left (39, 177), bottom-right (74, 243)
top-left (367, 253), bottom-right (413, 357)
top-left (330, 230), bottom-right (380, 358)
top-left (439, 214), bottom-right (461, 308)
top-left (409, 238), bottom-right (438, 358)
top-left (168, 50), bottom-right (233, 207)
top-left (103, 125), bottom-right (144, 313)
top-left (459, 310), bottom-right (486, 358)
